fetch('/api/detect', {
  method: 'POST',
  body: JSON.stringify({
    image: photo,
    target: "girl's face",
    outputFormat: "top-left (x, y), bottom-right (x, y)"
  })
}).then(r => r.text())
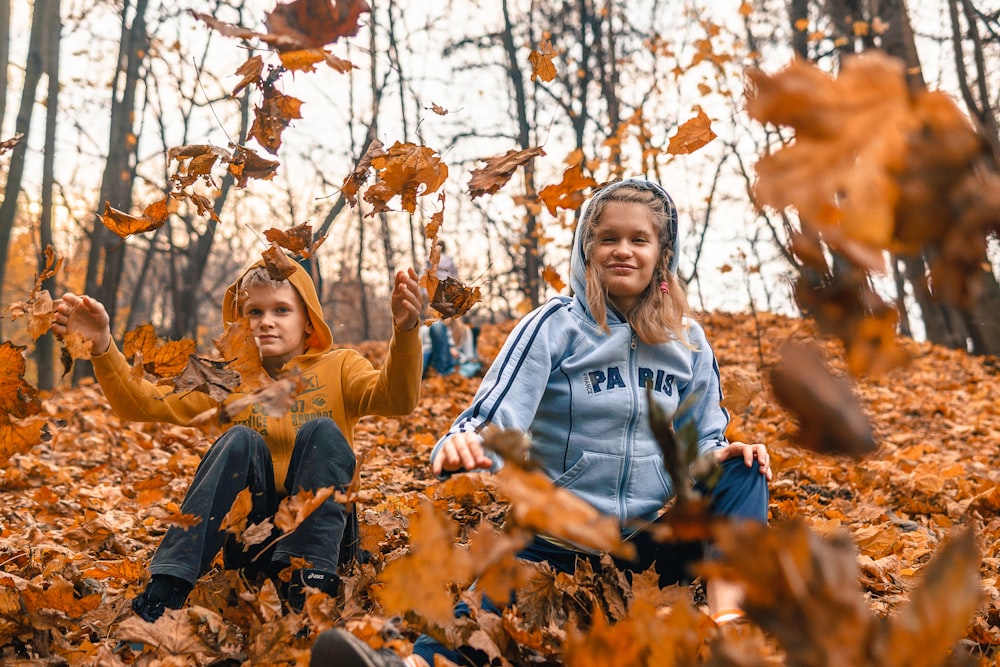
top-left (590, 201), bottom-right (660, 313)
top-left (242, 282), bottom-right (313, 371)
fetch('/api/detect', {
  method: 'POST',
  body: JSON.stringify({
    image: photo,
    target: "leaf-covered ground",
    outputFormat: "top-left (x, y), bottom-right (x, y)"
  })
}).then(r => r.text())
top-left (2, 311), bottom-right (999, 666)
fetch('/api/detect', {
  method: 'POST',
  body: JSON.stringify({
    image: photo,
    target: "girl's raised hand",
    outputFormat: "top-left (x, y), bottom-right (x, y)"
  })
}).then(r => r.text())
top-left (714, 441), bottom-right (772, 481)
top-left (432, 431), bottom-right (494, 476)
top-left (391, 267), bottom-right (422, 331)
top-left (51, 293), bottom-right (113, 355)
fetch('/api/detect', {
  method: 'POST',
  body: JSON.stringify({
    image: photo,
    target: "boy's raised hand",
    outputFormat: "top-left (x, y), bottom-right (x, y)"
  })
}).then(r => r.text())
top-left (391, 267), bottom-right (423, 331)
top-left (51, 293), bottom-right (113, 355)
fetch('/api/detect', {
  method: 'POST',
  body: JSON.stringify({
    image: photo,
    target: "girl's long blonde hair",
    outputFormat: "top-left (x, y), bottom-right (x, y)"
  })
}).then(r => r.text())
top-left (581, 185), bottom-right (695, 347)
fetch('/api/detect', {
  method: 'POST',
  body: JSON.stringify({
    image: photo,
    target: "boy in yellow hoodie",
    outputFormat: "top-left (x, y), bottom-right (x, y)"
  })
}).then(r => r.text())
top-left (51, 262), bottom-right (424, 621)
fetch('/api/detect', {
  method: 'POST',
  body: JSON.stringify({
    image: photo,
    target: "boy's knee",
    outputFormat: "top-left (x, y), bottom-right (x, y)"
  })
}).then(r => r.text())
top-left (297, 418), bottom-right (355, 464)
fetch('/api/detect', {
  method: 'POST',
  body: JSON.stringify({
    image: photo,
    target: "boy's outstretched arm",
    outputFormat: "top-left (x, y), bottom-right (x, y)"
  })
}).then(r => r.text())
top-left (51, 293), bottom-right (113, 354)
top-left (391, 267), bottom-right (422, 331)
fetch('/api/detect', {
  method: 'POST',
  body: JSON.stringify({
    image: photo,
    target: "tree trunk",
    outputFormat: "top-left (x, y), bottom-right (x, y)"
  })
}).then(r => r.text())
top-left (0, 0), bottom-right (9, 133)
top-left (501, 0), bottom-right (541, 308)
top-left (0, 0), bottom-right (46, 340)
top-left (36, 0), bottom-right (60, 390)
top-left (80, 0), bottom-right (149, 369)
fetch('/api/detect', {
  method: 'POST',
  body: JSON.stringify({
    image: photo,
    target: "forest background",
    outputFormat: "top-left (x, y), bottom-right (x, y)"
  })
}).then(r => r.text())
top-left (2, 0), bottom-right (1000, 665)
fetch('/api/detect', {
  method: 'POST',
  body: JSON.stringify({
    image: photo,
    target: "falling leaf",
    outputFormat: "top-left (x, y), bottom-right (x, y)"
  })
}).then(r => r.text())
top-left (342, 139), bottom-right (386, 205)
top-left (428, 102), bottom-right (449, 115)
top-left (529, 40), bottom-right (557, 82)
top-left (221, 487), bottom-right (254, 537)
top-left (277, 48), bottom-right (327, 73)
top-left (123, 324), bottom-right (198, 382)
top-left (0, 342), bottom-right (41, 421)
top-left (539, 157), bottom-right (598, 215)
top-left (468, 146), bottom-right (546, 199)
top-left (264, 222), bottom-right (326, 259)
top-left (214, 319), bottom-right (268, 392)
top-left (0, 132), bottom-right (24, 154)
top-left (274, 486), bottom-right (336, 534)
top-left (365, 141), bottom-right (449, 214)
top-left (229, 144), bottom-right (280, 188)
top-left (222, 373), bottom-right (304, 422)
top-left (0, 418), bottom-right (46, 465)
top-left (541, 265), bottom-right (565, 293)
top-left (172, 356), bottom-right (242, 402)
top-left (768, 341), bottom-right (877, 457)
top-left (667, 107), bottom-right (717, 155)
top-left (249, 86), bottom-right (304, 155)
top-left (100, 198), bottom-right (171, 238)
top-left (231, 55), bottom-right (264, 96)
top-left (429, 276), bottom-right (482, 320)
top-left (262, 245), bottom-right (298, 280)
top-left (193, 0), bottom-right (369, 52)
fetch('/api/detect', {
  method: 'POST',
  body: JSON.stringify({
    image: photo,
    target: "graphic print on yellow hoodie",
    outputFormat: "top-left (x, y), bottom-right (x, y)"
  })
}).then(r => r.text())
top-left (91, 261), bottom-right (422, 493)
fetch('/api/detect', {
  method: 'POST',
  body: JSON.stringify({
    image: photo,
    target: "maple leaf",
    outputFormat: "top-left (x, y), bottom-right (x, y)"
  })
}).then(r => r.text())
top-left (468, 146), bottom-right (546, 199)
top-left (231, 54), bottom-right (264, 96)
top-left (214, 318), bottom-right (269, 392)
top-left (194, 0), bottom-right (369, 53)
top-left (365, 141), bottom-right (449, 214)
top-left (100, 197), bottom-right (171, 238)
top-left (274, 486), bottom-right (336, 534)
top-left (0, 132), bottom-right (24, 154)
top-left (249, 85), bottom-right (304, 155)
top-left (0, 342), bottom-right (41, 421)
top-left (221, 487), bottom-right (254, 538)
top-left (123, 323), bottom-right (198, 382)
top-left (229, 144), bottom-right (280, 188)
top-left (265, 0), bottom-right (370, 49)
top-left (529, 39), bottom-right (558, 82)
top-left (0, 418), bottom-right (46, 466)
top-left (666, 106), bottom-right (717, 155)
top-left (262, 244), bottom-right (299, 280)
top-left (172, 356), bottom-right (242, 402)
top-left (769, 341), bottom-right (876, 457)
top-left (496, 465), bottom-right (630, 557)
top-left (429, 276), bottom-right (482, 320)
top-left (264, 222), bottom-right (326, 259)
top-left (377, 498), bottom-right (475, 627)
top-left (541, 265), bottom-right (566, 293)
top-left (539, 156), bottom-right (598, 215)
top-left (342, 139), bottom-right (386, 206)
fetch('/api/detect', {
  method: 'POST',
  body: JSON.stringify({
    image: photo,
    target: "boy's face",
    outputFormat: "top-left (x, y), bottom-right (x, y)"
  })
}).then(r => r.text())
top-left (242, 282), bottom-right (313, 369)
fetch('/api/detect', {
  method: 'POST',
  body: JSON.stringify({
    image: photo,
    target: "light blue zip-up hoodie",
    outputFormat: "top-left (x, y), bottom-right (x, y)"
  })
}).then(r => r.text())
top-left (431, 179), bottom-right (729, 532)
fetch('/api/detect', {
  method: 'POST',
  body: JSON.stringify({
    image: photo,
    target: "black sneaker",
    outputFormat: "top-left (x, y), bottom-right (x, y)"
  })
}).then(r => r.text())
top-left (131, 574), bottom-right (193, 622)
top-left (309, 628), bottom-right (406, 667)
top-left (284, 568), bottom-right (340, 613)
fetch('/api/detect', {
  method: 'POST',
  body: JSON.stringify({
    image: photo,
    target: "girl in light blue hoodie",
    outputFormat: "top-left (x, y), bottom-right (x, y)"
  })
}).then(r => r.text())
top-left (313, 179), bottom-right (771, 667)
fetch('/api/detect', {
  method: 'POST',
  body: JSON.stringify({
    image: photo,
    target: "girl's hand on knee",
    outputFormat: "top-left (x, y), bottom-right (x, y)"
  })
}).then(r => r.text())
top-left (432, 432), bottom-right (493, 475)
top-left (715, 442), bottom-right (772, 481)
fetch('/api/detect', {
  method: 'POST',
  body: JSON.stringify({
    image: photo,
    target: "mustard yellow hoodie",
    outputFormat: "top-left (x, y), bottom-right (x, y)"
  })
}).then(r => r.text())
top-left (91, 261), bottom-right (422, 492)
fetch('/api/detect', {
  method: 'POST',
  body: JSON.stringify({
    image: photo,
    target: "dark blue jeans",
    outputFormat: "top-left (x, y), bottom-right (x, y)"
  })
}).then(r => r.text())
top-left (412, 457), bottom-right (769, 665)
top-left (423, 321), bottom-right (454, 376)
top-left (148, 418), bottom-right (360, 585)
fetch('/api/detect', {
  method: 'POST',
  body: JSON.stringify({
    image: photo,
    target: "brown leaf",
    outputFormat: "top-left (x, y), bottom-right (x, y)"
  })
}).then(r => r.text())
top-left (365, 141), bottom-right (449, 214)
top-left (468, 146), bottom-right (545, 199)
top-left (100, 197), bottom-right (171, 238)
top-left (264, 222), bottom-right (326, 259)
top-left (172, 356), bottom-right (242, 402)
top-left (214, 318), bottom-right (268, 392)
top-left (194, 0), bottom-right (369, 52)
top-left (231, 55), bottom-right (264, 96)
top-left (429, 276), bottom-right (482, 320)
top-left (342, 139), bottom-right (386, 206)
top-left (0, 132), bottom-right (24, 154)
top-left (262, 245), bottom-right (299, 280)
top-left (274, 486), bottom-right (336, 534)
top-left (229, 144), bottom-right (280, 188)
top-left (768, 341), bottom-right (877, 457)
top-left (249, 86), bottom-right (304, 155)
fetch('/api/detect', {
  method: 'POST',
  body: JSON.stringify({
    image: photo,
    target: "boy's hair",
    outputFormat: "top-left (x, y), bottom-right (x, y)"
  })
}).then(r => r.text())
top-left (581, 185), bottom-right (694, 347)
top-left (236, 267), bottom-right (296, 315)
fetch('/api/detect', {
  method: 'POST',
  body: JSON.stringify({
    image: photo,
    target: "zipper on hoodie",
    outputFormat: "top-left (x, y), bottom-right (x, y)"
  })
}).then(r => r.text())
top-left (619, 325), bottom-right (639, 524)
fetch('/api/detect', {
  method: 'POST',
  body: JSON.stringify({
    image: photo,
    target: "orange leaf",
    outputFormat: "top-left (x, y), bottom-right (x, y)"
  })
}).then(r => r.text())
top-left (366, 141), bottom-right (449, 214)
top-left (122, 324), bottom-right (198, 381)
top-left (0, 342), bottom-right (41, 421)
top-left (542, 265), bottom-right (566, 293)
top-left (0, 418), bottom-right (45, 465)
top-left (264, 222), bottom-right (326, 259)
top-left (100, 198), bottom-right (171, 238)
top-left (214, 319), bottom-right (268, 392)
top-left (529, 39), bottom-right (558, 82)
top-left (274, 486), bottom-right (336, 534)
top-left (262, 245), bottom-right (298, 280)
top-left (221, 487), bottom-right (254, 537)
top-left (539, 160), bottom-right (598, 216)
top-left (667, 107), bottom-right (717, 155)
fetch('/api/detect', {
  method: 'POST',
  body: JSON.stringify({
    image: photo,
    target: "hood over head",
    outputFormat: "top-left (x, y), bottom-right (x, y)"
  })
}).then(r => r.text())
top-left (569, 178), bottom-right (679, 299)
top-left (222, 259), bottom-right (333, 356)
